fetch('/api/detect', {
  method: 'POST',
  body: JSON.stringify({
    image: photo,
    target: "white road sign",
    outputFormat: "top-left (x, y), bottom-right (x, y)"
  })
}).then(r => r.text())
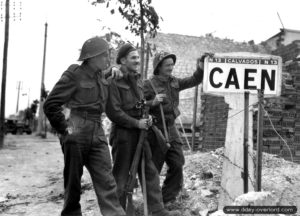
top-left (203, 53), bottom-right (282, 95)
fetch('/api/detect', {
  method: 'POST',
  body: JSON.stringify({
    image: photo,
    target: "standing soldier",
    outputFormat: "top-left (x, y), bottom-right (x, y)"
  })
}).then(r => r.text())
top-left (143, 51), bottom-right (206, 206)
top-left (106, 43), bottom-right (180, 216)
top-left (43, 36), bottom-right (126, 216)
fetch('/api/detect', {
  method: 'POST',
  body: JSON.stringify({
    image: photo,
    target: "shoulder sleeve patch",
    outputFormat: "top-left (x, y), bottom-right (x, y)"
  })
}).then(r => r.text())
top-left (59, 64), bottom-right (79, 83)
top-left (60, 75), bottom-right (71, 83)
top-left (67, 64), bottom-right (79, 72)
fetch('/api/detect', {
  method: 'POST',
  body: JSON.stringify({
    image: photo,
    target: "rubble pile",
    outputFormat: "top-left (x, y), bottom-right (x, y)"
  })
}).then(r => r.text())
top-left (168, 148), bottom-right (300, 216)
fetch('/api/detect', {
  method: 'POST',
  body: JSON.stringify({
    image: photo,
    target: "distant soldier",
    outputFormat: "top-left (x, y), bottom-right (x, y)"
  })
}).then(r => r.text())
top-left (143, 51), bottom-right (207, 206)
top-left (106, 43), bottom-right (181, 216)
top-left (43, 36), bottom-right (126, 216)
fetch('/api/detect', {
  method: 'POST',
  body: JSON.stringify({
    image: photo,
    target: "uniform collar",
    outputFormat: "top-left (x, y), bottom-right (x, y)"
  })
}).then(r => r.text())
top-left (153, 74), bottom-right (172, 82)
top-left (81, 62), bottom-right (101, 78)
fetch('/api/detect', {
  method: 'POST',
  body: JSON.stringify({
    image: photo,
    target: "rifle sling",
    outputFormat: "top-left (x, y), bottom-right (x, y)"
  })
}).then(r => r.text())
top-left (148, 79), bottom-right (170, 144)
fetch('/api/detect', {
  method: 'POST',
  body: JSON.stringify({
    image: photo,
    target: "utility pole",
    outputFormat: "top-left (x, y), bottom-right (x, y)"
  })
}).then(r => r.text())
top-left (21, 87), bottom-right (29, 107)
top-left (37, 22), bottom-right (48, 138)
top-left (16, 81), bottom-right (22, 113)
top-left (27, 88), bottom-right (30, 108)
top-left (0, 0), bottom-right (10, 148)
top-left (0, 0), bottom-right (22, 148)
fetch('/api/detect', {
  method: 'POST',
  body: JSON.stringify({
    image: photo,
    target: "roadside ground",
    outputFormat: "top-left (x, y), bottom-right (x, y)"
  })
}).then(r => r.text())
top-left (0, 134), bottom-right (299, 216)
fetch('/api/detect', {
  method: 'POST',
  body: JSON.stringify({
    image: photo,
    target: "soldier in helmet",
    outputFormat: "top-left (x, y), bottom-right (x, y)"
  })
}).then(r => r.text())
top-left (143, 51), bottom-right (208, 207)
top-left (44, 36), bottom-right (126, 216)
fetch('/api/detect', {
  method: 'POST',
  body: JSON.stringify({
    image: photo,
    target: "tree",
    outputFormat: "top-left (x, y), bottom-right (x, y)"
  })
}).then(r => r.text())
top-left (91, 0), bottom-right (162, 79)
top-left (23, 100), bottom-right (39, 128)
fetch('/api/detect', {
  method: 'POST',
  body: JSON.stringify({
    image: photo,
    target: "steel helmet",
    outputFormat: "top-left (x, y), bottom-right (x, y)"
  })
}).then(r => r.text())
top-left (153, 51), bottom-right (176, 75)
top-left (78, 36), bottom-right (109, 61)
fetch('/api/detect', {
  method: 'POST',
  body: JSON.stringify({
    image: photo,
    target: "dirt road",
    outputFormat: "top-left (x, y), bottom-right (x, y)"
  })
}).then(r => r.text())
top-left (0, 134), bottom-right (101, 216)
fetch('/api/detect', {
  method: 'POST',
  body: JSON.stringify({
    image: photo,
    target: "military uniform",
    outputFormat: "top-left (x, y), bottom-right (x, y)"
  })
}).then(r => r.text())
top-left (44, 61), bottom-right (125, 216)
top-left (143, 52), bottom-right (203, 203)
top-left (106, 67), bottom-right (166, 213)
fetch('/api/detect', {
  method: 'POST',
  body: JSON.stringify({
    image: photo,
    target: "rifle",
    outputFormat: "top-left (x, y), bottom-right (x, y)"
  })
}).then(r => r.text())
top-left (125, 99), bottom-right (149, 216)
top-left (159, 104), bottom-right (171, 148)
top-left (149, 79), bottom-right (171, 148)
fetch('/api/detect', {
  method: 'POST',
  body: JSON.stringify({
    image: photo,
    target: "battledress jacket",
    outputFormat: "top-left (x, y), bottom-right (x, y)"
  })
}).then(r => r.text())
top-left (143, 68), bottom-right (203, 143)
top-left (105, 68), bottom-right (144, 129)
top-left (43, 63), bottom-right (111, 135)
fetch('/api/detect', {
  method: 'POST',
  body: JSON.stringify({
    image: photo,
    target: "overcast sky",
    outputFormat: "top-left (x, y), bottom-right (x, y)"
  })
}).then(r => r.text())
top-left (1, 0), bottom-right (300, 117)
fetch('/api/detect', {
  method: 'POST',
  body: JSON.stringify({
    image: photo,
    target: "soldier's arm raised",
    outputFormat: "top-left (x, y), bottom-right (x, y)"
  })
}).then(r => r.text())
top-left (177, 61), bottom-right (204, 91)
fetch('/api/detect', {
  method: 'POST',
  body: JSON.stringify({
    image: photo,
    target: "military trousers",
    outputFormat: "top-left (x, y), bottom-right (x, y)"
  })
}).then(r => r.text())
top-left (148, 127), bottom-right (185, 203)
top-left (60, 115), bottom-right (125, 216)
top-left (110, 126), bottom-right (164, 213)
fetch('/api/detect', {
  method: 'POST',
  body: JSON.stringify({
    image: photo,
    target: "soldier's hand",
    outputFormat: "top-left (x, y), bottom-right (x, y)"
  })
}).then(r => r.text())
top-left (138, 119), bottom-right (150, 130)
top-left (58, 127), bottom-right (70, 141)
top-left (201, 52), bottom-right (214, 61)
top-left (197, 52), bottom-right (215, 70)
top-left (152, 94), bottom-right (166, 106)
top-left (147, 115), bottom-right (153, 127)
top-left (111, 66), bottom-right (123, 79)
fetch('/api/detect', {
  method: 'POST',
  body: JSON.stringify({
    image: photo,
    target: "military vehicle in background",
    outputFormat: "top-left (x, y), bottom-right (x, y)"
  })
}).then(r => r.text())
top-left (4, 118), bottom-right (32, 135)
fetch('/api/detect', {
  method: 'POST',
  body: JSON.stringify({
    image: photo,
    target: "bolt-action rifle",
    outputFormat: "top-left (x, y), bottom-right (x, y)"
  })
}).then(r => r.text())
top-left (125, 99), bottom-right (149, 216)
top-left (148, 79), bottom-right (171, 149)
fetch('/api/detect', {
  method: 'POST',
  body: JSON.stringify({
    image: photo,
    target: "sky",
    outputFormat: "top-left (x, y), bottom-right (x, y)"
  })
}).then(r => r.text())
top-left (0, 0), bottom-right (300, 117)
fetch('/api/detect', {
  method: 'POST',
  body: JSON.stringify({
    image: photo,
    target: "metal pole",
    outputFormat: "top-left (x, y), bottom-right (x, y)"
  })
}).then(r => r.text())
top-left (37, 22), bottom-right (48, 137)
top-left (0, 0), bottom-right (10, 148)
top-left (41, 23), bottom-right (47, 93)
top-left (256, 89), bottom-right (264, 191)
top-left (243, 91), bottom-right (249, 193)
top-left (16, 81), bottom-right (21, 113)
top-left (191, 85), bottom-right (199, 151)
top-left (27, 88), bottom-right (30, 108)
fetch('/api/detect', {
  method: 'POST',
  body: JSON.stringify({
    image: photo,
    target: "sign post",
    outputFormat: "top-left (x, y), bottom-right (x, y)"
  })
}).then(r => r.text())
top-left (256, 89), bottom-right (264, 191)
top-left (244, 91), bottom-right (249, 193)
top-left (203, 52), bottom-right (282, 207)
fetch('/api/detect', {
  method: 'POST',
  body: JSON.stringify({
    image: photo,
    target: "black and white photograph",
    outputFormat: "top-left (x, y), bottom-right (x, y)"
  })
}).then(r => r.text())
top-left (0, 0), bottom-right (299, 215)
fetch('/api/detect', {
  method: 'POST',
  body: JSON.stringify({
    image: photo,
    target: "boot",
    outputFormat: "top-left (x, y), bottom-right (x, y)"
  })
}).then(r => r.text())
top-left (152, 208), bottom-right (181, 216)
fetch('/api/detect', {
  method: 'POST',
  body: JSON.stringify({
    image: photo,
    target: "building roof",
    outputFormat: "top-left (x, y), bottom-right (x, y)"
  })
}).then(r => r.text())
top-left (265, 28), bottom-right (300, 42)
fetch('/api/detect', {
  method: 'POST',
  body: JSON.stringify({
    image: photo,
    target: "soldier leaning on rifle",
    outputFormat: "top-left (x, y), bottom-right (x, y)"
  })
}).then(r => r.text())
top-left (43, 36), bottom-right (126, 216)
top-left (143, 51), bottom-right (210, 206)
top-left (106, 43), bottom-right (181, 216)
